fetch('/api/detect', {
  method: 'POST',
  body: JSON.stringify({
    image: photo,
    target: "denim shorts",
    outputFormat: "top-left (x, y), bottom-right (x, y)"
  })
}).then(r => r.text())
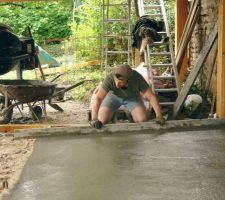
top-left (100, 92), bottom-right (145, 113)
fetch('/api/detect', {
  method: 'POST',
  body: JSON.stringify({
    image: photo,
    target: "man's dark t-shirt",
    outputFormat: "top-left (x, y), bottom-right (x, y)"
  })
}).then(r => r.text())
top-left (101, 70), bottom-right (149, 100)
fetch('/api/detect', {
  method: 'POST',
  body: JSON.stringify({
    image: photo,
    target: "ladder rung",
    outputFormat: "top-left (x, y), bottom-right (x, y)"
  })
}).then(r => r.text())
top-left (105, 19), bottom-right (129, 23)
top-left (103, 34), bottom-right (131, 38)
top-left (155, 88), bottom-right (178, 92)
top-left (104, 3), bottom-right (129, 7)
top-left (158, 32), bottom-right (167, 35)
top-left (152, 41), bottom-right (169, 46)
top-left (159, 102), bottom-right (175, 106)
top-left (143, 14), bottom-right (163, 18)
top-left (150, 52), bottom-right (171, 56)
top-left (152, 76), bottom-right (175, 79)
top-left (104, 67), bottom-right (117, 69)
top-left (144, 5), bottom-right (161, 9)
top-left (106, 50), bottom-right (130, 54)
top-left (151, 63), bottom-right (173, 68)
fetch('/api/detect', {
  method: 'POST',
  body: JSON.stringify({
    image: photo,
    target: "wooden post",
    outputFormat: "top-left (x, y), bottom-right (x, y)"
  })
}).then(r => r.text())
top-left (217, 0), bottom-right (225, 117)
top-left (134, 49), bottom-right (141, 67)
top-left (173, 23), bottom-right (218, 119)
top-left (175, 0), bottom-right (189, 81)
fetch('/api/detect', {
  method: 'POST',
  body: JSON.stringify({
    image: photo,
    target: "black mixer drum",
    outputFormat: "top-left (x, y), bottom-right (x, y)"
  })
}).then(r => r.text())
top-left (0, 30), bottom-right (22, 75)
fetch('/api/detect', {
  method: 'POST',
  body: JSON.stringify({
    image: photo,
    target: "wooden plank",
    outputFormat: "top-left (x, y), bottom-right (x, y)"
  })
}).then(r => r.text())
top-left (0, 124), bottom-right (50, 133)
top-left (177, 6), bottom-right (200, 70)
top-left (175, 0), bottom-right (188, 81)
top-left (217, 0), bottom-right (225, 117)
top-left (205, 43), bottom-right (217, 96)
top-left (172, 23), bottom-right (218, 119)
top-left (176, 5), bottom-right (201, 73)
top-left (175, 0), bottom-right (189, 82)
top-left (176, 0), bottom-right (200, 73)
top-left (176, 0), bottom-right (199, 52)
top-left (0, 124), bottom-right (74, 133)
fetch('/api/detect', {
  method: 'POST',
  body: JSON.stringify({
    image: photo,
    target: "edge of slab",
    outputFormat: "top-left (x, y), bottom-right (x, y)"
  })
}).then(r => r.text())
top-left (13, 118), bottom-right (225, 139)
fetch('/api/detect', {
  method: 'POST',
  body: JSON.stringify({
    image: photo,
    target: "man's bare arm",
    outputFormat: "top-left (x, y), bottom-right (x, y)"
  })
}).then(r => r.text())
top-left (144, 87), bottom-right (162, 118)
top-left (91, 85), bottom-right (107, 120)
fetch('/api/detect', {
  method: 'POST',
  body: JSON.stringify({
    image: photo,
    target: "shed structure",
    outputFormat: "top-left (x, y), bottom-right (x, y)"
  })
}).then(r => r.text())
top-left (175, 0), bottom-right (225, 118)
top-left (0, 0), bottom-right (224, 118)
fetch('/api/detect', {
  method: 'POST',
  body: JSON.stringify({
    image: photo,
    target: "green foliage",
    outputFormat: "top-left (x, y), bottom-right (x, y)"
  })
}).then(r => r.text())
top-left (0, 65), bottom-right (102, 102)
top-left (0, 1), bottom-right (72, 41)
top-left (61, 0), bottom-right (103, 61)
top-left (0, 0), bottom-right (177, 102)
top-left (165, 0), bottom-right (175, 32)
top-left (52, 65), bottom-right (103, 102)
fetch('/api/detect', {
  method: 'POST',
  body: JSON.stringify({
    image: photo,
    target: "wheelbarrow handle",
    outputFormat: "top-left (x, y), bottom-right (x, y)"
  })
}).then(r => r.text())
top-left (51, 79), bottom-right (93, 98)
top-left (50, 74), bottom-right (63, 82)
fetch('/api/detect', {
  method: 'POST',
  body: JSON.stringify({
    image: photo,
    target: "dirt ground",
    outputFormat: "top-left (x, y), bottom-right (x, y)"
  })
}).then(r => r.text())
top-left (0, 99), bottom-right (88, 198)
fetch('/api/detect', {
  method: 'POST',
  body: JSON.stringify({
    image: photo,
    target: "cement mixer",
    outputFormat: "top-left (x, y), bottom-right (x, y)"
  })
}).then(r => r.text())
top-left (0, 24), bottom-right (49, 123)
top-left (0, 24), bottom-right (37, 76)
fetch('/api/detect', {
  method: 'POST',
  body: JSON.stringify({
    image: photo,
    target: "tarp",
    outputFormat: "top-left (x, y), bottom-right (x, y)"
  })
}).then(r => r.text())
top-left (37, 45), bottom-right (61, 68)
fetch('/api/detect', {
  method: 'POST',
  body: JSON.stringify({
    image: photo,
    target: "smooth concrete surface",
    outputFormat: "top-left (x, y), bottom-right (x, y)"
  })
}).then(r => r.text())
top-left (3, 129), bottom-right (225, 200)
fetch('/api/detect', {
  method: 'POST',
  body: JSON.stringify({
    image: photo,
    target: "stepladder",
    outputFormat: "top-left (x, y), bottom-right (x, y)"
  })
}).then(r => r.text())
top-left (101, 0), bottom-right (133, 74)
top-left (135, 0), bottom-right (180, 119)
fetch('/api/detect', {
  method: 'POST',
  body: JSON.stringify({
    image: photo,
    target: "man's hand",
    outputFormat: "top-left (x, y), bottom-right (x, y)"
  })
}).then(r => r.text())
top-left (154, 116), bottom-right (165, 125)
top-left (89, 119), bottom-right (103, 129)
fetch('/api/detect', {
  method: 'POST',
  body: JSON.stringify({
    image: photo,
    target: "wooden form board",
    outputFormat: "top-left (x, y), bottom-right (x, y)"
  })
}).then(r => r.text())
top-left (217, 0), bottom-right (225, 117)
top-left (172, 23), bottom-right (218, 119)
top-left (176, 0), bottom-right (201, 73)
top-left (0, 124), bottom-right (73, 133)
top-left (0, 124), bottom-right (49, 133)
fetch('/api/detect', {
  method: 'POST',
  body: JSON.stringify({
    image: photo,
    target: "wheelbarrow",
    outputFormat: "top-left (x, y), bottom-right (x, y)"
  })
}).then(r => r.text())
top-left (0, 79), bottom-right (91, 124)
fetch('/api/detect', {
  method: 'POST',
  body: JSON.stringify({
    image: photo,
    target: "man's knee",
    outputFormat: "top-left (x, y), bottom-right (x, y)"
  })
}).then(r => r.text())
top-left (133, 114), bottom-right (148, 123)
top-left (98, 106), bottom-right (114, 124)
top-left (131, 107), bottom-right (149, 122)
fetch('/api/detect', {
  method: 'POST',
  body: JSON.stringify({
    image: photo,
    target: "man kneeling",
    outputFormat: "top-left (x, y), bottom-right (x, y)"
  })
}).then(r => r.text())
top-left (90, 64), bottom-right (165, 129)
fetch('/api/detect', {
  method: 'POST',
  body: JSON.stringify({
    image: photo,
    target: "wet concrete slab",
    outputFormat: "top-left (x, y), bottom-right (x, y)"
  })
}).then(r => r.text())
top-left (3, 129), bottom-right (225, 200)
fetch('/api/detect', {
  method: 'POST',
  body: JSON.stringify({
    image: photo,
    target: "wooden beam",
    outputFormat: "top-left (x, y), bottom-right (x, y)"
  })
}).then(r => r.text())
top-left (175, 0), bottom-right (189, 81)
top-left (175, 0), bottom-right (201, 74)
top-left (173, 23), bottom-right (218, 119)
top-left (175, 0), bottom-right (188, 54)
top-left (205, 43), bottom-right (217, 96)
top-left (217, 0), bottom-right (225, 117)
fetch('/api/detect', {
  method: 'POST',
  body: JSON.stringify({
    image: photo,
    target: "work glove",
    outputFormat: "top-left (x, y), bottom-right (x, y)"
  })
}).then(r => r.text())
top-left (89, 119), bottom-right (103, 129)
top-left (154, 116), bottom-right (165, 125)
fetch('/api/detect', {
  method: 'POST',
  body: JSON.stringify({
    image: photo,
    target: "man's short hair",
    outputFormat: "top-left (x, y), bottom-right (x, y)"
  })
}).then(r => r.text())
top-left (115, 64), bottom-right (133, 81)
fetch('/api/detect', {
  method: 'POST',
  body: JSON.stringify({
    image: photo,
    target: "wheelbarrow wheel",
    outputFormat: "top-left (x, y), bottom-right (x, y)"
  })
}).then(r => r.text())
top-left (0, 95), bottom-right (13, 124)
top-left (31, 106), bottom-right (43, 120)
